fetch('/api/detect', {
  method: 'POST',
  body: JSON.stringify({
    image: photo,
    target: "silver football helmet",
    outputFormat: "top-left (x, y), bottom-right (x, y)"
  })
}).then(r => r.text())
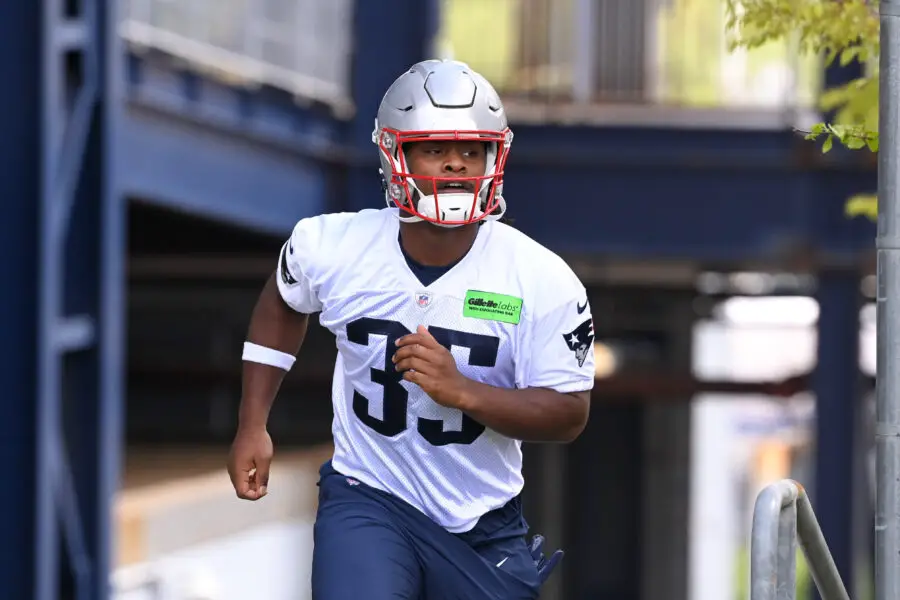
top-left (372, 59), bottom-right (512, 227)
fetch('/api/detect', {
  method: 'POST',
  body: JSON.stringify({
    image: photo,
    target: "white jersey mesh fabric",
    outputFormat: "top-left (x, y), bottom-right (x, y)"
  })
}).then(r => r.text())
top-left (275, 208), bottom-right (595, 532)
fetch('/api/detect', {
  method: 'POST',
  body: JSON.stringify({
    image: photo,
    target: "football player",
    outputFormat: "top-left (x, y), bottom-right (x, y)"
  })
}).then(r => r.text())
top-left (227, 59), bottom-right (594, 600)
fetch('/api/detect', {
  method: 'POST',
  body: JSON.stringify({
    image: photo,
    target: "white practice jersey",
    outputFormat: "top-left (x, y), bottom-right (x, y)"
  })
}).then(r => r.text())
top-left (276, 208), bottom-right (595, 532)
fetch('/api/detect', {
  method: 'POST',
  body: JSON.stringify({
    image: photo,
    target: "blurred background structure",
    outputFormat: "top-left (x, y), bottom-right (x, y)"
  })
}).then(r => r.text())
top-left (0, 0), bottom-right (878, 599)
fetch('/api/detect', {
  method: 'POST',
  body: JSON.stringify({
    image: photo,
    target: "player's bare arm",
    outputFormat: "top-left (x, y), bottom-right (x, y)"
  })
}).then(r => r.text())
top-left (227, 271), bottom-right (310, 501)
top-left (239, 272), bottom-right (309, 427)
top-left (394, 325), bottom-right (590, 442)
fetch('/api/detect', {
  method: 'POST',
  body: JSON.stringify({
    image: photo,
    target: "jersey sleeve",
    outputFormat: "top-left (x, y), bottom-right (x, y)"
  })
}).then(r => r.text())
top-left (275, 216), bottom-right (326, 314)
top-left (518, 271), bottom-right (595, 394)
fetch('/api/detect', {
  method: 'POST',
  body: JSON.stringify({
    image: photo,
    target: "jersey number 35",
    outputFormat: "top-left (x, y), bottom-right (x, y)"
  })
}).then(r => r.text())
top-left (347, 317), bottom-right (500, 447)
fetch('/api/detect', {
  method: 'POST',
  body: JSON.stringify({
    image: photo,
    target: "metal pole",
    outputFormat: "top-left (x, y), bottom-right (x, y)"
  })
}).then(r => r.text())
top-left (876, 3), bottom-right (900, 600)
top-left (751, 480), bottom-right (799, 600)
top-left (750, 480), bottom-right (852, 600)
top-left (796, 492), bottom-right (852, 600)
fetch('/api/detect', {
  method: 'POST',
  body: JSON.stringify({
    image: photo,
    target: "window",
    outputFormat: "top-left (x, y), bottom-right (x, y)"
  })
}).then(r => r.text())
top-left (435, 0), bottom-right (820, 112)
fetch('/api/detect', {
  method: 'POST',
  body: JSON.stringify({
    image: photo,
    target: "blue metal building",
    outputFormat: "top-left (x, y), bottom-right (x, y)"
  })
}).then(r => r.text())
top-left (0, 0), bottom-right (875, 598)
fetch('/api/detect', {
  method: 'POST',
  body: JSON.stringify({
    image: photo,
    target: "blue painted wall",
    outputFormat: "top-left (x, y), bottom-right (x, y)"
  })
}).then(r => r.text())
top-left (0, 1), bottom-right (40, 598)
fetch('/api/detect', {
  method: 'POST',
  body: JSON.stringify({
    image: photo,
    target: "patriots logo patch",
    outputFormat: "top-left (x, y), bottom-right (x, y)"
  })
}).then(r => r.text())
top-left (563, 318), bottom-right (594, 368)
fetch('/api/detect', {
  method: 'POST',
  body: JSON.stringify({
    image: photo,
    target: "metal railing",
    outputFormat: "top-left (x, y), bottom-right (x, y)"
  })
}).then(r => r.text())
top-left (750, 479), bottom-right (851, 600)
top-left (119, 0), bottom-right (355, 117)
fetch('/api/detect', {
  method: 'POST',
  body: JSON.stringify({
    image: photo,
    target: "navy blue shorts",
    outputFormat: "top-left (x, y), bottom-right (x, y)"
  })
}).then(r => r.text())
top-left (311, 461), bottom-right (541, 600)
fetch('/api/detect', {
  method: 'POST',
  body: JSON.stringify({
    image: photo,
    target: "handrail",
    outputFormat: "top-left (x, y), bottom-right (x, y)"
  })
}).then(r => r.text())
top-left (118, 0), bottom-right (355, 117)
top-left (750, 479), bottom-right (851, 600)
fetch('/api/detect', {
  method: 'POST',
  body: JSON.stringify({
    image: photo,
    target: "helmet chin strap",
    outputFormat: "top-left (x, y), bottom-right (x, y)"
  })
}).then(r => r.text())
top-left (416, 192), bottom-right (485, 227)
top-left (392, 177), bottom-right (507, 227)
top-left (396, 192), bottom-right (507, 227)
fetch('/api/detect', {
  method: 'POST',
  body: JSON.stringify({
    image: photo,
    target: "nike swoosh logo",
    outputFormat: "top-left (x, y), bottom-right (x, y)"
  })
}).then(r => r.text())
top-left (496, 556), bottom-right (509, 568)
top-left (577, 299), bottom-right (588, 314)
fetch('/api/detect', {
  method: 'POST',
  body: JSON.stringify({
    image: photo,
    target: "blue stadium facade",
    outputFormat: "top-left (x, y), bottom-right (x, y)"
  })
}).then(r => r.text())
top-left (0, 0), bottom-right (875, 597)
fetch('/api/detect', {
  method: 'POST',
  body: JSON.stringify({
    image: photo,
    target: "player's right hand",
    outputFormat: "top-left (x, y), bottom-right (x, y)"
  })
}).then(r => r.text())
top-left (529, 535), bottom-right (564, 584)
top-left (227, 426), bottom-right (273, 501)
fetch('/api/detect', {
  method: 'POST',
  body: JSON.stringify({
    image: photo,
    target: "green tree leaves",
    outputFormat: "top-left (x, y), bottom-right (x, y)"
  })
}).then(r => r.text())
top-left (725, 0), bottom-right (879, 153)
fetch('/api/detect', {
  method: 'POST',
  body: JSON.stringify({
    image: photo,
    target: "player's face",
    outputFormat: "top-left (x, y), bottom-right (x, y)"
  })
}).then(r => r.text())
top-left (403, 140), bottom-right (487, 196)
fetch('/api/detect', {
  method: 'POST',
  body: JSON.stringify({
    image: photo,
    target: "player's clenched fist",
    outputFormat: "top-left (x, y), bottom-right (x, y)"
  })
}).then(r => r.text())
top-left (393, 325), bottom-right (470, 408)
top-left (227, 427), bottom-right (273, 501)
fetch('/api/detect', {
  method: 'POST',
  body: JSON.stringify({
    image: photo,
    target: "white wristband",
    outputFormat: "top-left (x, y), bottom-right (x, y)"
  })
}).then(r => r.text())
top-left (242, 342), bottom-right (296, 371)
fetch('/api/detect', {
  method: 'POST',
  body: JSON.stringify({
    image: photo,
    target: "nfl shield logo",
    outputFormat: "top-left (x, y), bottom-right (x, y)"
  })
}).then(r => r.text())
top-left (416, 292), bottom-right (432, 308)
